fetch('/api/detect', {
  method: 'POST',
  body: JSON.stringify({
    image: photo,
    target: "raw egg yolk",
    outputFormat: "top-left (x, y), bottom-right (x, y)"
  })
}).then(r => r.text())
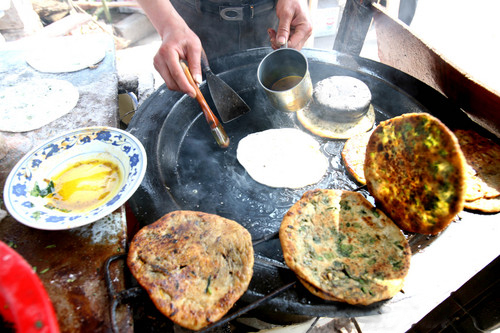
top-left (46, 159), bottom-right (122, 213)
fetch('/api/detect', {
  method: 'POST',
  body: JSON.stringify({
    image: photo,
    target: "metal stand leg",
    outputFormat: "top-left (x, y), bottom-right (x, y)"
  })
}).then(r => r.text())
top-left (333, 0), bottom-right (375, 55)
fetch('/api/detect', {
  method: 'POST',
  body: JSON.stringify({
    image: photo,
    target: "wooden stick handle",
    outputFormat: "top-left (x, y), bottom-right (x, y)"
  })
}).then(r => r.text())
top-left (180, 61), bottom-right (230, 148)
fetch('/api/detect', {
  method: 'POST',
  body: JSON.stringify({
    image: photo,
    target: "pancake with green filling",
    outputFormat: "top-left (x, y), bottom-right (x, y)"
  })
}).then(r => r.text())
top-left (280, 189), bottom-right (411, 306)
top-left (364, 113), bottom-right (466, 235)
top-left (127, 211), bottom-right (254, 331)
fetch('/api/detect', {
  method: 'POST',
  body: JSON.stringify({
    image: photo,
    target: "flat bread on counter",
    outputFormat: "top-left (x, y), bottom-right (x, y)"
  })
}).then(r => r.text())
top-left (127, 211), bottom-right (254, 331)
top-left (0, 79), bottom-right (79, 132)
top-left (453, 129), bottom-right (500, 213)
top-left (364, 113), bottom-right (466, 235)
top-left (280, 189), bottom-right (411, 306)
top-left (25, 35), bottom-right (106, 73)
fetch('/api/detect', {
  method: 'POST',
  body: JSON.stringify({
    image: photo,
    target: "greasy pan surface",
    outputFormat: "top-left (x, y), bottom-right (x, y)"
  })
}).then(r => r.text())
top-left (127, 48), bottom-right (483, 318)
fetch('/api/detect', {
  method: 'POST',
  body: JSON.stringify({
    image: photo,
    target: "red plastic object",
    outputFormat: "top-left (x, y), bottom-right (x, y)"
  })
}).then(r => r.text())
top-left (0, 240), bottom-right (59, 332)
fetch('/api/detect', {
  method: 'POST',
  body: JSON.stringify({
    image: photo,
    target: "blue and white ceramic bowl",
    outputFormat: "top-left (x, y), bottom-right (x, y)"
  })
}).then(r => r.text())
top-left (3, 127), bottom-right (147, 230)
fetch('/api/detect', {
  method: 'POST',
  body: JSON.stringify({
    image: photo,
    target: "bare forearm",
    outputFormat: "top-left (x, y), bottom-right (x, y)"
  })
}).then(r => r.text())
top-left (136, 0), bottom-right (202, 96)
top-left (136, 0), bottom-right (185, 38)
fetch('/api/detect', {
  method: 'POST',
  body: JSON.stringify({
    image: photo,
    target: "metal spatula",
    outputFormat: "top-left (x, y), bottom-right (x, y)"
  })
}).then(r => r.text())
top-left (201, 48), bottom-right (251, 123)
top-left (181, 61), bottom-right (230, 148)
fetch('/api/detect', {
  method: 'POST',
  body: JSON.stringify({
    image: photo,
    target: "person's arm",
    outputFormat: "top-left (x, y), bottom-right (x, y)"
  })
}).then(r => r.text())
top-left (137, 0), bottom-right (202, 97)
top-left (268, 0), bottom-right (313, 50)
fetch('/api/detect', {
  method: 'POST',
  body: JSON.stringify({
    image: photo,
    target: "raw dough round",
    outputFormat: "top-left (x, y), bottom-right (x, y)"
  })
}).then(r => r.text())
top-left (25, 35), bottom-right (106, 73)
top-left (237, 128), bottom-right (329, 189)
top-left (0, 79), bottom-right (79, 132)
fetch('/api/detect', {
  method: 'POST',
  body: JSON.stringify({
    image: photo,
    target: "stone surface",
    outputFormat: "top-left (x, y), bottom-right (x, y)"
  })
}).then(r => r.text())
top-left (0, 33), bottom-right (132, 333)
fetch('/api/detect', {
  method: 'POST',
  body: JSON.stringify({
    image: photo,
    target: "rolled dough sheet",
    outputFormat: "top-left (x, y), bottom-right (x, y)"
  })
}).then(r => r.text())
top-left (0, 79), bottom-right (79, 132)
top-left (237, 128), bottom-right (329, 189)
top-left (25, 35), bottom-right (106, 73)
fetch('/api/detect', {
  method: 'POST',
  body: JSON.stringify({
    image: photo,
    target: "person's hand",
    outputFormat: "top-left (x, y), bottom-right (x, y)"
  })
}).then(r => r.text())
top-left (137, 0), bottom-right (202, 97)
top-left (268, 0), bottom-right (313, 50)
top-left (154, 19), bottom-right (202, 98)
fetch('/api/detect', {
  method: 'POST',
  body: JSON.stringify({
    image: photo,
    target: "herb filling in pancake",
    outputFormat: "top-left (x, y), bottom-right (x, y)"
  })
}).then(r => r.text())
top-left (127, 211), bottom-right (254, 331)
top-left (364, 113), bottom-right (466, 235)
top-left (280, 189), bottom-right (411, 306)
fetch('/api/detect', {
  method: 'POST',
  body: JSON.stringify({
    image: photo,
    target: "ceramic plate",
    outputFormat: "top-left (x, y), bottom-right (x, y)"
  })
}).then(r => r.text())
top-left (3, 127), bottom-right (147, 230)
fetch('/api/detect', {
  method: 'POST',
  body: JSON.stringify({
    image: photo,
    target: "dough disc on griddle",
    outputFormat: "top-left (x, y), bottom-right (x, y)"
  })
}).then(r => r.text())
top-left (297, 76), bottom-right (375, 139)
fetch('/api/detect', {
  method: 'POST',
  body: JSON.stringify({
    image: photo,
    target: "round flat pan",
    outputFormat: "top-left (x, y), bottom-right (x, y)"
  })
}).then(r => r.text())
top-left (127, 48), bottom-right (475, 317)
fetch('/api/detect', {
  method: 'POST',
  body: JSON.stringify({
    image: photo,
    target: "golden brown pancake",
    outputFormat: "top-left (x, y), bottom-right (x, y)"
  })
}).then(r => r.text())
top-left (297, 276), bottom-right (342, 302)
top-left (127, 211), bottom-right (254, 331)
top-left (453, 129), bottom-right (500, 210)
top-left (297, 76), bottom-right (375, 139)
top-left (364, 113), bottom-right (466, 235)
top-left (464, 196), bottom-right (500, 213)
top-left (280, 189), bottom-right (411, 306)
top-left (341, 131), bottom-right (372, 185)
top-left (298, 105), bottom-right (375, 140)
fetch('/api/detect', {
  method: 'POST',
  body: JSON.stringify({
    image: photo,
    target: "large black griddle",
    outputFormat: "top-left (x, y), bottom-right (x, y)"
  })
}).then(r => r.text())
top-left (126, 48), bottom-right (481, 319)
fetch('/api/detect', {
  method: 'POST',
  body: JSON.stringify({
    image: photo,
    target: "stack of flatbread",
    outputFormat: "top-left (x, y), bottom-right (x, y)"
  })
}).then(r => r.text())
top-left (297, 76), bottom-right (375, 139)
top-left (341, 116), bottom-right (500, 216)
top-left (279, 113), bottom-right (482, 305)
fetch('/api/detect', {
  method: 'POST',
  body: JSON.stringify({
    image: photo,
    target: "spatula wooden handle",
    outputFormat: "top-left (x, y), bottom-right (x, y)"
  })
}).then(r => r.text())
top-left (180, 61), bottom-right (230, 148)
top-left (200, 48), bottom-right (211, 73)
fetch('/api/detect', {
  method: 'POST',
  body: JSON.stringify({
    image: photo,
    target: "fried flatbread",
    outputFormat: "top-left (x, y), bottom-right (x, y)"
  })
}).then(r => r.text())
top-left (127, 211), bottom-right (254, 331)
top-left (280, 189), bottom-right (411, 306)
top-left (464, 196), bottom-right (500, 213)
top-left (341, 131), bottom-right (372, 185)
top-left (297, 76), bottom-right (375, 139)
top-left (297, 105), bottom-right (375, 140)
top-left (297, 276), bottom-right (342, 302)
top-left (453, 129), bottom-right (500, 203)
top-left (364, 113), bottom-right (466, 235)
